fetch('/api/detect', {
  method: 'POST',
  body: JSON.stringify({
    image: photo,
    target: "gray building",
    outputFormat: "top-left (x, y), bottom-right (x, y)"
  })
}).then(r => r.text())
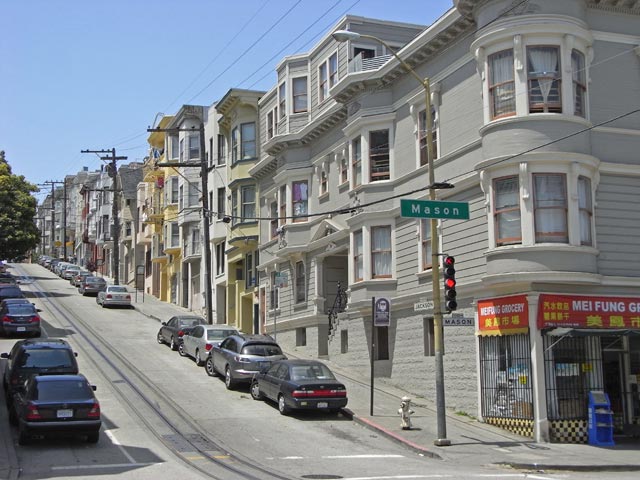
top-left (252, 0), bottom-right (640, 444)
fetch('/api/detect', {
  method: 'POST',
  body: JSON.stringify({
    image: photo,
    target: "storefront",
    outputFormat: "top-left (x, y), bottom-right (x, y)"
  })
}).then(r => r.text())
top-left (477, 293), bottom-right (640, 443)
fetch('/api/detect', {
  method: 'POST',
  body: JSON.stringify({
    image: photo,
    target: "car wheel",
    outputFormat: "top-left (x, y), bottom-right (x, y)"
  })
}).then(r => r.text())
top-left (101, 301), bottom-right (107, 308)
top-left (156, 332), bottom-right (164, 344)
top-left (278, 394), bottom-right (290, 415)
top-left (224, 367), bottom-right (236, 390)
top-left (87, 432), bottom-right (99, 444)
top-left (250, 381), bottom-right (263, 400)
top-left (195, 350), bottom-right (204, 366)
top-left (205, 356), bottom-right (217, 377)
top-left (18, 426), bottom-right (30, 445)
top-left (178, 343), bottom-right (186, 357)
top-left (170, 337), bottom-right (178, 351)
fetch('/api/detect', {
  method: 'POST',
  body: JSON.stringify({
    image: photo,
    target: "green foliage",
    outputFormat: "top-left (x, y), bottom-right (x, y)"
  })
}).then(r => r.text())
top-left (0, 152), bottom-right (40, 260)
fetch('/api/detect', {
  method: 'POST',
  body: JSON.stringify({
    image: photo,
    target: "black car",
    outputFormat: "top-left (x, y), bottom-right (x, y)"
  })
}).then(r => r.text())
top-left (250, 359), bottom-right (348, 415)
top-left (157, 315), bottom-right (207, 351)
top-left (2, 338), bottom-right (79, 406)
top-left (9, 374), bottom-right (101, 445)
top-left (78, 276), bottom-right (107, 296)
top-left (0, 285), bottom-right (25, 303)
top-left (0, 301), bottom-right (41, 337)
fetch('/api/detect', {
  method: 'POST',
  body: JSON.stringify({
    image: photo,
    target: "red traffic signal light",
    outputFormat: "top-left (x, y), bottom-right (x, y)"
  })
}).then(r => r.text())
top-left (443, 255), bottom-right (457, 311)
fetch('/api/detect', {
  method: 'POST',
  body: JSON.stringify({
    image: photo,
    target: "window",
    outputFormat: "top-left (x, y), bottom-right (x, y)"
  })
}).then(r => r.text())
top-left (353, 230), bottom-right (363, 282)
top-left (270, 271), bottom-right (279, 309)
top-left (371, 226), bottom-right (392, 278)
top-left (279, 185), bottom-right (287, 226)
top-left (369, 129), bottom-right (390, 181)
top-left (318, 62), bottom-right (328, 103)
top-left (354, 47), bottom-right (375, 59)
top-left (241, 122), bottom-right (256, 159)
top-left (241, 185), bottom-right (256, 222)
top-left (340, 155), bottom-right (348, 184)
top-left (489, 50), bottom-right (516, 119)
top-left (169, 177), bottom-right (179, 204)
top-left (295, 261), bottom-right (305, 303)
top-left (296, 327), bottom-right (307, 347)
top-left (189, 135), bottom-right (200, 159)
top-left (270, 201), bottom-right (278, 239)
top-left (125, 221), bottom-right (132, 237)
top-left (178, 185), bottom-right (184, 211)
top-left (578, 176), bottom-right (592, 246)
top-left (267, 110), bottom-right (275, 139)
top-left (179, 138), bottom-right (184, 162)
top-left (168, 222), bottom-right (179, 247)
top-left (191, 229), bottom-right (200, 255)
top-left (320, 170), bottom-right (328, 195)
top-left (421, 220), bottom-right (432, 270)
top-left (328, 52), bottom-right (338, 87)
top-left (209, 137), bottom-right (213, 166)
top-left (169, 135), bottom-right (179, 159)
top-left (246, 253), bottom-right (255, 288)
top-left (188, 182), bottom-right (199, 206)
top-left (217, 134), bottom-right (226, 165)
top-left (527, 46), bottom-right (561, 113)
top-left (231, 127), bottom-right (239, 163)
top-left (423, 317), bottom-right (435, 356)
top-left (217, 187), bottom-right (225, 219)
top-left (231, 189), bottom-right (238, 225)
top-left (533, 173), bottom-right (567, 243)
top-left (494, 176), bottom-right (521, 246)
top-left (215, 241), bottom-right (225, 275)
top-left (572, 50), bottom-right (586, 118)
top-left (292, 77), bottom-right (308, 113)
top-left (278, 82), bottom-right (286, 118)
top-left (351, 137), bottom-right (362, 187)
top-left (419, 108), bottom-right (438, 166)
top-left (291, 181), bottom-right (308, 222)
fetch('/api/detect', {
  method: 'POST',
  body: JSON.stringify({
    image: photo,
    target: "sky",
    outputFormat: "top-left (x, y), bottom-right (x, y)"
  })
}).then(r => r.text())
top-left (1, 0), bottom-right (454, 200)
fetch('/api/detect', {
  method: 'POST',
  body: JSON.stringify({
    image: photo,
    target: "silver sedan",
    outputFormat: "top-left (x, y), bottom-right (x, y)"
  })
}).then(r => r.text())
top-left (96, 285), bottom-right (132, 308)
top-left (180, 325), bottom-right (239, 366)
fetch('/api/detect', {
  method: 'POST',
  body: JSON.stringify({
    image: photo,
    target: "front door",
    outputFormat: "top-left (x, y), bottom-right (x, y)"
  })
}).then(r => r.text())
top-left (601, 335), bottom-right (628, 434)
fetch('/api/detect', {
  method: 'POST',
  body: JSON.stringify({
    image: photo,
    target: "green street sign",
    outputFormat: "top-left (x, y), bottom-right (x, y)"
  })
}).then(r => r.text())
top-left (400, 199), bottom-right (470, 220)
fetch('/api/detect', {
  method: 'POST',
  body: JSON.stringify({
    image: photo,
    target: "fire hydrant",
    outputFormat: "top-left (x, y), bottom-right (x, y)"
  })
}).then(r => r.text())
top-left (398, 396), bottom-right (414, 430)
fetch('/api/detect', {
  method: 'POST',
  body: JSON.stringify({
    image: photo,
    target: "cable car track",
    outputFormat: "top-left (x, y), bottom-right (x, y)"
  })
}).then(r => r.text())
top-left (16, 265), bottom-right (293, 480)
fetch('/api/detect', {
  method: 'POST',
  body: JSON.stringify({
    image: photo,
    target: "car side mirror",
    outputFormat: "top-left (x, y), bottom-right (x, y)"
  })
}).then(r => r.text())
top-left (0, 353), bottom-right (9, 359)
top-left (36, 308), bottom-right (42, 312)
top-left (74, 352), bottom-right (78, 357)
top-left (91, 385), bottom-right (97, 391)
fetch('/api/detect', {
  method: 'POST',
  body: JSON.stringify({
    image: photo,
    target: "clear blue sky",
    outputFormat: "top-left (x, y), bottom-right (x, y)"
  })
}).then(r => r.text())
top-left (1, 0), bottom-right (454, 199)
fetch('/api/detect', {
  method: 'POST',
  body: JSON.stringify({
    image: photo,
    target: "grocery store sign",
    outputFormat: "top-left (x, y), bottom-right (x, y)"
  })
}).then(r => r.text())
top-left (538, 294), bottom-right (640, 329)
top-left (477, 294), bottom-right (529, 336)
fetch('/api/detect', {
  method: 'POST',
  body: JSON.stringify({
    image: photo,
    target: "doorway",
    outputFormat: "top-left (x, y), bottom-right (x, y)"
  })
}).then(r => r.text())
top-left (601, 335), bottom-right (627, 434)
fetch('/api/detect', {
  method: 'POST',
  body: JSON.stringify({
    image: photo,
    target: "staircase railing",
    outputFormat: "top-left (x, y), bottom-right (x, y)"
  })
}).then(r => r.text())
top-left (327, 281), bottom-right (348, 340)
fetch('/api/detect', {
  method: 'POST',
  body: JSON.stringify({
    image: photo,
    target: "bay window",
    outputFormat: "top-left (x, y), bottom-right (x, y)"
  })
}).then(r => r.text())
top-left (292, 181), bottom-right (308, 222)
top-left (421, 219), bottom-right (432, 270)
top-left (353, 230), bottom-right (363, 282)
top-left (320, 170), bottom-right (327, 195)
top-left (494, 176), bottom-right (521, 246)
top-left (241, 185), bottom-right (256, 222)
top-left (270, 201), bottom-right (278, 239)
top-left (292, 77), bottom-right (308, 113)
top-left (369, 130), bottom-right (390, 181)
top-left (279, 83), bottom-right (286, 118)
top-left (188, 135), bottom-right (200, 159)
top-left (319, 62), bottom-right (328, 103)
top-left (527, 46), bottom-right (561, 113)
top-left (279, 185), bottom-right (287, 226)
top-left (572, 50), bottom-right (586, 118)
top-left (533, 173), bottom-right (567, 243)
top-left (371, 226), bottom-right (392, 278)
top-left (241, 122), bottom-right (256, 159)
top-left (231, 127), bottom-right (239, 163)
top-left (489, 49), bottom-right (515, 119)
top-left (295, 261), bottom-right (306, 303)
top-left (231, 190), bottom-right (238, 225)
top-left (419, 108), bottom-right (438, 166)
top-left (169, 135), bottom-right (179, 159)
top-left (352, 137), bottom-right (362, 187)
top-left (340, 155), bottom-right (348, 184)
top-left (578, 176), bottom-right (592, 246)
top-left (217, 134), bottom-right (226, 165)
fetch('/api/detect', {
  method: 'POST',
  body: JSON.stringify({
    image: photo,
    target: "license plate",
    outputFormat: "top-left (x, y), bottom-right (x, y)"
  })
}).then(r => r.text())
top-left (17, 327), bottom-right (25, 332)
top-left (57, 409), bottom-right (73, 418)
top-left (317, 402), bottom-right (328, 408)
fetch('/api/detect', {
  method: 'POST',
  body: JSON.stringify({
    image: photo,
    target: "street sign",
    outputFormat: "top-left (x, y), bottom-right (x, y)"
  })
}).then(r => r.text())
top-left (373, 297), bottom-right (391, 327)
top-left (400, 199), bottom-right (470, 220)
top-left (443, 317), bottom-right (474, 326)
top-left (414, 301), bottom-right (434, 311)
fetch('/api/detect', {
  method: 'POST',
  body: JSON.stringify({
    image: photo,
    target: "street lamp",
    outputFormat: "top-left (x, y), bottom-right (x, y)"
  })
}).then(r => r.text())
top-left (332, 29), bottom-right (450, 446)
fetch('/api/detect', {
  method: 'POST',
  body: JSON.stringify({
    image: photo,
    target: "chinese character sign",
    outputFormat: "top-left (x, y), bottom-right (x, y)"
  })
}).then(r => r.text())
top-left (477, 295), bottom-right (529, 336)
top-left (537, 294), bottom-right (640, 329)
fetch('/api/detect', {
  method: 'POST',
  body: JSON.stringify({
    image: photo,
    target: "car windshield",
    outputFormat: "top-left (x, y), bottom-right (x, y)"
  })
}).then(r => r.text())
top-left (33, 380), bottom-right (92, 401)
top-left (109, 286), bottom-right (127, 293)
top-left (290, 364), bottom-right (336, 381)
top-left (7, 305), bottom-right (36, 315)
top-left (179, 318), bottom-right (203, 327)
top-left (86, 278), bottom-right (104, 284)
top-left (241, 344), bottom-right (283, 356)
top-left (208, 329), bottom-right (236, 340)
top-left (19, 349), bottom-right (74, 369)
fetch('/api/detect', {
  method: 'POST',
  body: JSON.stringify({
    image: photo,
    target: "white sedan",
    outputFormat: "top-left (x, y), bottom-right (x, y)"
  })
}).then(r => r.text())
top-left (96, 285), bottom-right (132, 308)
top-left (180, 324), bottom-right (239, 366)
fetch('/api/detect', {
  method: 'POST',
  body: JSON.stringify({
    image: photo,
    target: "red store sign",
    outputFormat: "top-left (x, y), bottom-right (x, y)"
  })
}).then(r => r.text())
top-left (477, 295), bottom-right (529, 336)
top-left (538, 294), bottom-right (640, 329)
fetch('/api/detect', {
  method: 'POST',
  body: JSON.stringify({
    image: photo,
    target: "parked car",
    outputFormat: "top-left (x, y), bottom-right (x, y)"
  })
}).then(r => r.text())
top-left (78, 276), bottom-right (107, 296)
top-left (54, 262), bottom-right (70, 276)
top-left (2, 338), bottom-right (79, 406)
top-left (180, 324), bottom-right (239, 366)
top-left (9, 374), bottom-right (101, 445)
top-left (0, 285), bottom-right (25, 303)
top-left (62, 266), bottom-right (81, 280)
top-left (0, 301), bottom-right (41, 337)
top-left (71, 271), bottom-right (91, 287)
top-left (96, 285), bottom-right (132, 308)
top-left (47, 258), bottom-right (60, 270)
top-left (207, 334), bottom-right (287, 389)
top-left (0, 273), bottom-right (17, 285)
top-left (157, 315), bottom-right (206, 351)
top-left (250, 359), bottom-right (348, 415)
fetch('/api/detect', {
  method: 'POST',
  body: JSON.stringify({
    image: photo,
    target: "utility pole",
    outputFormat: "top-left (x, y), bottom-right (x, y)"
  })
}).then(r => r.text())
top-left (147, 123), bottom-right (214, 324)
top-left (81, 148), bottom-right (127, 285)
top-left (63, 179), bottom-right (68, 261)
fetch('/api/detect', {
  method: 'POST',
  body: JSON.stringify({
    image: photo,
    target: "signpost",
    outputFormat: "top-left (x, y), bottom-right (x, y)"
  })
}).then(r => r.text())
top-left (400, 199), bottom-right (470, 220)
top-left (414, 300), bottom-right (434, 312)
top-left (371, 296), bottom-right (391, 415)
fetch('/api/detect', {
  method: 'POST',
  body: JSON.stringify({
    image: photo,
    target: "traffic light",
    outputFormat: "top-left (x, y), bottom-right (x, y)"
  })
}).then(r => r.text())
top-left (443, 255), bottom-right (457, 311)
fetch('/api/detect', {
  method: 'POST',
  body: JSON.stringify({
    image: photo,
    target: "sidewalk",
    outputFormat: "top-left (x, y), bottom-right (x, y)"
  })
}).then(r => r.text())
top-left (127, 291), bottom-right (640, 472)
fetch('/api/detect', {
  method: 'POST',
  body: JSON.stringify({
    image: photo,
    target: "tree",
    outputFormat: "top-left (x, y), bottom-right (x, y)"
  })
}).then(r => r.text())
top-left (0, 151), bottom-right (40, 260)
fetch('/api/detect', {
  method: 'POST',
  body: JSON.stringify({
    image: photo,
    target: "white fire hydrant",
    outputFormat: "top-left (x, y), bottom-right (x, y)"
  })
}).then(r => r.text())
top-left (398, 395), bottom-right (414, 430)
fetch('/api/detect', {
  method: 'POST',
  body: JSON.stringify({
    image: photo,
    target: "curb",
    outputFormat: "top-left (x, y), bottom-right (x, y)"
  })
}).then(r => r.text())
top-left (499, 462), bottom-right (640, 473)
top-left (341, 408), bottom-right (442, 460)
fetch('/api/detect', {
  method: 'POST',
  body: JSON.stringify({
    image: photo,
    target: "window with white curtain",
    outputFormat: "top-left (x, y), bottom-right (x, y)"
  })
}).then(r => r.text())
top-left (371, 226), bottom-right (392, 278)
top-left (241, 122), bottom-right (256, 159)
top-left (494, 176), bottom-right (521, 246)
top-left (527, 46), bottom-right (562, 113)
top-left (353, 230), bottom-right (363, 282)
top-left (241, 185), bottom-right (256, 222)
top-left (421, 219), bottom-right (432, 270)
top-left (533, 173), bottom-right (567, 243)
top-left (578, 176), bottom-right (592, 246)
top-left (572, 50), bottom-right (586, 118)
top-left (489, 49), bottom-right (516, 119)
top-left (291, 180), bottom-right (308, 222)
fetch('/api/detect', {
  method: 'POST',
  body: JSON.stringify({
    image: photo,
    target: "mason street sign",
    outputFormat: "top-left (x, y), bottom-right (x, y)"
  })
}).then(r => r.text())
top-left (400, 199), bottom-right (470, 220)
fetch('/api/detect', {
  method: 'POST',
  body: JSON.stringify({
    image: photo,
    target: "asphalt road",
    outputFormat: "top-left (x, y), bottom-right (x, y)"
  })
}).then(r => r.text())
top-left (1, 263), bottom-right (639, 480)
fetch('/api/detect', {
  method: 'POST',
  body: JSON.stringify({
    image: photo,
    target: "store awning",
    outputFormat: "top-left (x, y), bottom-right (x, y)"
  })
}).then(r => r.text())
top-left (545, 327), bottom-right (640, 337)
